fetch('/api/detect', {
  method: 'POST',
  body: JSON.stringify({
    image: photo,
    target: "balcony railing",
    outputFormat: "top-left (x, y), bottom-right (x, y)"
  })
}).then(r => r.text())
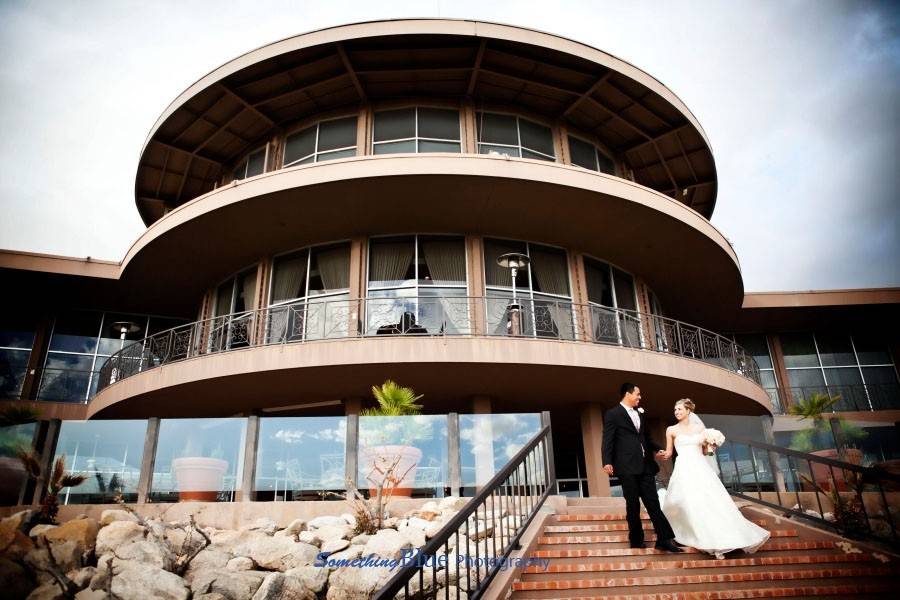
top-left (96, 296), bottom-right (761, 394)
top-left (767, 384), bottom-right (900, 413)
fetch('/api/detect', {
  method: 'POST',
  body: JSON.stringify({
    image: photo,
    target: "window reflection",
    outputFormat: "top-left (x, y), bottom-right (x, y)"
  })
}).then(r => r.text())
top-left (255, 417), bottom-right (346, 501)
top-left (0, 423), bottom-right (36, 505)
top-left (459, 413), bottom-right (541, 492)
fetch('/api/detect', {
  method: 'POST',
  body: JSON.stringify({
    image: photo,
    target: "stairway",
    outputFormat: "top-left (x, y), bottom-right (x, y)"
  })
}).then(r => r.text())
top-left (508, 498), bottom-right (900, 599)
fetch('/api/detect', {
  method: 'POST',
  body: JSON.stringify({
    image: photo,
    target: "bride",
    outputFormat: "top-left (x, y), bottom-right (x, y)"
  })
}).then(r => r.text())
top-left (660, 399), bottom-right (770, 559)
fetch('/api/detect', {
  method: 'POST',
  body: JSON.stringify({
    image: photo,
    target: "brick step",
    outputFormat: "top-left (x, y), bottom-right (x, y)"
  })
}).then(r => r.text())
top-left (529, 540), bottom-right (838, 559)
top-left (556, 513), bottom-right (651, 522)
top-left (521, 553), bottom-right (876, 575)
top-left (510, 567), bottom-right (896, 592)
top-left (544, 520), bottom-right (768, 533)
top-left (510, 582), bottom-right (895, 600)
top-left (537, 529), bottom-right (799, 545)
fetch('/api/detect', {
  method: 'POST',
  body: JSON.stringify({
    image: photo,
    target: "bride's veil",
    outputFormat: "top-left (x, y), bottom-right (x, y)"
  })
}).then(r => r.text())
top-left (688, 412), bottom-right (720, 474)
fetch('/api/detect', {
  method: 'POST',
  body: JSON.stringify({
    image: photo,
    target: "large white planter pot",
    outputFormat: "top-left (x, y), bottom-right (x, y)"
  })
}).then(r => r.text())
top-left (172, 457), bottom-right (228, 501)
top-left (360, 445), bottom-right (422, 497)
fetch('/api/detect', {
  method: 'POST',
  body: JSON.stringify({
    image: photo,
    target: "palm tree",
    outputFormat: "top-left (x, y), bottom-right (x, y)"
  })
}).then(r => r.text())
top-left (361, 380), bottom-right (424, 416)
top-left (17, 451), bottom-right (87, 524)
top-left (788, 392), bottom-right (866, 453)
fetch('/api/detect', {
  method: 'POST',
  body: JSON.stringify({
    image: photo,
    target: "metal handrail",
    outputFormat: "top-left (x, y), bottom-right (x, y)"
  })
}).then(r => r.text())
top-left (717, 436), bottom-right (900, 546)
top-left (374, 425), bottom-right (555, 600)
top-left (96, 296), bottom-right (762, 393)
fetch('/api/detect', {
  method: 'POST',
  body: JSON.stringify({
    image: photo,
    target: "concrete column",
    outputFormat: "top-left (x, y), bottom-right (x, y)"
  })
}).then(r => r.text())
top-left (344, 397), bottom-right (362, 415)
top-left (580, 404), bottom-right (610, 497)
top-left (760, 415), bottom-right (786, 492)
top-left (769, 334), bottom-right (792, 412)
top-left (136, 418), bottom-right (160, 504)
top-left (239, 415), bottom-right (260, 502)
top-left (21, 315), bottom-right (52, 400)
top-left (345, 414), bottom-right (359, 491)
top-left (447, 413), bottom-right (461, 496)
top-left (471, 396), bottom-right (494, 486)
top-left (467, 235), bottom-right (486, 336)
top-left (31, 419), bottom-right (61, 506)
top-left (349, 237), bottom-right (367, 336)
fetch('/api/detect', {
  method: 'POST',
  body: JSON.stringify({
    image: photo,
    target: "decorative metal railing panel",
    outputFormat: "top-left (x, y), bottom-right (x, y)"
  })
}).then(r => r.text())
top-left (96, 296), bottom-right (762, 395)
top-left (373, 425), bottom-right (555, 600)
top-left (717, 436), bottom-right (900, 546)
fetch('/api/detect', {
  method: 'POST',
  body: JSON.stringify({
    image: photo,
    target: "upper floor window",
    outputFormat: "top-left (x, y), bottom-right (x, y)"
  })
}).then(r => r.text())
top-left (270, 243), bottom-right (351, 305)
top-left (733, 334), bottom-right (780, 410)
top-left (284, 117), bottom-right (357, 167)
top-left (568, 135), bottom-right (615, 175)
top-left (372, 107), bottom-right (461, 155)
top-left (0, 314), bottom-right (36, 400)
top-left (476, 113), bottom-right (555, 161)
top-left (233, 147), bottom-right (266, 181)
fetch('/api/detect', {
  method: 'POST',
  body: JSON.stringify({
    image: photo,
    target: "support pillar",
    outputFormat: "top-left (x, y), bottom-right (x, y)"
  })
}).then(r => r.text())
top-left (345, 414), bottom-right (359, 491)
top-left (344, 397), bottom-right (362, 415)
top-left (447, 413), bottom-right (461, 496)
top-left (31, 419), bottom-right (61, 506)
top-left (580, 403), bottom-right (610, 497)
top-left (136, 418), bottom-right (160, 504)
top-left (760, 415), bottom-right (786, 492)
top-left (239, 415), bottom-right (260, 502)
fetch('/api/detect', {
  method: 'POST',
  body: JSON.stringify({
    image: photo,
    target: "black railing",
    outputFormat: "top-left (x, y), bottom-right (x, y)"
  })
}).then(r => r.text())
top-left (768, 384), bottom-right (900, 413)
top-left (96, 296), bottom-right (762, 394)
top-left (373, 425), bottom-right (555, 600)
top-left (717, 436), bottom-right (900, 546)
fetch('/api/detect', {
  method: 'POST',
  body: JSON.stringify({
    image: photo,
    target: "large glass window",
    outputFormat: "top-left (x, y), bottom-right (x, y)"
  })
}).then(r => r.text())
top-left (268, 243), bottom-right (351, 341)
top-left (0, 315), bottom-right (35, 400)
top-left (458, 413), bottom-right (541, 491)
top-left (780, 332), bottom-right (899, 411)
top-left (210, 267), bottom-right (258, 351)
top-left (284, 117), bottom-right (357, 166)
top-left (373, 107), bottom-right (461, 154)
top-left (734, 334), bottom-right (781, 411)
top-left (0, 422), bottom-right (36, 505)
top-left (582, 257), bottom-right (640, 347)
top-left (233, 146), bottom-right (267, 181)
top-left (151, 418), bottom-right (246, 502)
top-left (476, 112), bottom-right (555, 161)
top-left (255, 416), bottom-right (346, 500)
top-left (366, 235), bottom-right (468, 335)
top-left (483, 239), bottom-right (573, 339)
top-left (568, 135), bottom-right (615, 174)
top-left (54, 420), bottom-right (146, 504)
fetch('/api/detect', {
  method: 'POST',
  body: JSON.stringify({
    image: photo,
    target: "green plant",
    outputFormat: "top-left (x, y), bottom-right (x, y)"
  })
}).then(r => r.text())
top-left (17, 451), bottom-right (87, 524)
top-left (0, 404), bottom-right (40, 427)
top-left (788, 393), bottom-right (867, 453)
top-left (361, 380), bottom-right (424, 416)
top-left (799, 452), bottom-right (869, 535)
top-left (359, 380), bottom-right (433, 446)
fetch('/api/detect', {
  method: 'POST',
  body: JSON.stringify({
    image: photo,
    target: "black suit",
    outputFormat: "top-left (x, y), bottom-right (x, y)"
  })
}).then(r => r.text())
top-left (602, 404), bottom-right (675, 546)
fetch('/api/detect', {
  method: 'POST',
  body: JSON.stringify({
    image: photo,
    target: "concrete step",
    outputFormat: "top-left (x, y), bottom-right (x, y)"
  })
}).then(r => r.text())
top-left (511, 582), bottom-right (895, 599)
top-left (537, 529), bottom-right (799, 546)
top-left (529, 540), bottom-right (839, 560)
top-left (544, 519), bottom-right (768, 533)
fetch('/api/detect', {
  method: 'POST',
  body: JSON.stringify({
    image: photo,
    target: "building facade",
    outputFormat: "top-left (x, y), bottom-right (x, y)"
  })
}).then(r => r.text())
top-left (1, 20), bottom-right (898, 506)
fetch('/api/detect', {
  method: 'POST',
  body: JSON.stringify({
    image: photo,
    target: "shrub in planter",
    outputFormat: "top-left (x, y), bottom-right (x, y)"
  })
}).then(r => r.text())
top-left (172, 439), bottom-right (228, 502)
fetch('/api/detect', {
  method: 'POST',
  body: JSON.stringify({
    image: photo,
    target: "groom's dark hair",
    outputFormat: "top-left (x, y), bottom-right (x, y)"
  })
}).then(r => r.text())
top-left (620, 382), bottom-right (636, 398)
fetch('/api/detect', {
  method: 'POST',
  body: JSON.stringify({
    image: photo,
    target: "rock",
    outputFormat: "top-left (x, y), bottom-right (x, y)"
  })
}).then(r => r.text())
top-left (445, 534), bottom-right (468, 550)
top-left (25, 581), bottom-right (64, 600)
top-left (74, 590), bottom-right (108, 600)
top-left (232, 533), bottom-right (318, 571)
top-left (323, 545), bottom-right (363, 566)
top-left (439, 497), bottom-right (466, 511)
top-left (326, 565), bottom-right (394, 600)
top-left (340, 513), bottom-right (357, 528)
top-left (0, 557), bottom-right (32, 600)
top-left (68, 566), bottom-right (96, 589)
top-left (321, 539), bottom-right (349, 553)
top-left (382, 517), bottom-right (399, 529)
top-left (184, 548), bottom-right (232, 583)
top-left (398, 524), bottom-right (426, 548)
top-left (424, 521), bottom-right (444, 539)
top-left (421, 501), bottom-right (440, 513)
top-left (404, 517), bottom-right (431, 531)
top-left (284, 519), bottom-right (307, 535)
top-left (417, 511), bottom-right (440, 521)
top-left (466, 521), bottom-right (493, 541)
top-left (28, 525), bottom-right (57, 538)
top-left (0, 510), bottom-right (35, 534)
top-left (307, 516), bottom-right (347, 530)
top-left (296, 531), bottom-right (321, 546)
top-left (99, 509), bottom-right (139, 527)
top-left (226, 556), bottom-right (255, 571)
top-left (25, 540), bottom-right (83, 583)
top-left (286, 565), bottom-right (329, 593)
top-left (314, 524), bottom-right (351, 544)
top-left (100, 538), bottom-right (175, 570)
top-left (349, 533), bottom-right (370, 545)
top-left (242, 518), bottom-right (278, 536)
top-left (0, 529), bottom-right (33, 560)
top-left (95, 521), bottom-right (145, 555)
top-left (43, 518), bottom-right (99, 553)
top-left (105, 563), bottom-right (190, 600)
top-left (362, 529), bottom-right (411, 559)
top-left (193, 595), bottom-right (229, 600)
top-left (252, 572), bottom-right (316, 600)
top-left (443, 585), bottom-right (468, 600)
top-left (191, 569), bottom-right (266, 600)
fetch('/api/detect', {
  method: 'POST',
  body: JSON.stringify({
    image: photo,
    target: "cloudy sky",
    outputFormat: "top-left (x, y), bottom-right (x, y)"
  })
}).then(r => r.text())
top-left (0, 0), bottom-right (898, 292)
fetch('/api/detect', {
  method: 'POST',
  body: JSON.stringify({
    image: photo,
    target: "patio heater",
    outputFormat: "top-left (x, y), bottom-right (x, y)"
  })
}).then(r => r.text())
top-left (109, 321), bottom-right (141, 385)
top-left (496, 253), bottom-right (530, 336)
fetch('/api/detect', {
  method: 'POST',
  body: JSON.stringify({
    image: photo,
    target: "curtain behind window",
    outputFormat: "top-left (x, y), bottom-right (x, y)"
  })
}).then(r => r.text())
top-left (272, 252), bottom-right (308, 303)
top-left (612, 268), bottom-right (636, 311)
top-left (585, 260), bottom-right (612, 306)
top-left (530, 247), bottom-right (569, 296)
top-left (421, 239), bottom-right (465, 284)
top-left (239, 270), bottom-right (257, 312)
top-left (370, 241), bottom-right (415, 284)
top-left (484, 240), bottom-right (523, 287)
top-left (315, 246), bottom-right (350, 292)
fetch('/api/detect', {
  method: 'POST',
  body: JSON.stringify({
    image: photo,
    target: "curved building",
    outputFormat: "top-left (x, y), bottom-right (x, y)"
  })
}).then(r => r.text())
top-left (1, 20), bottom-right (898, 501)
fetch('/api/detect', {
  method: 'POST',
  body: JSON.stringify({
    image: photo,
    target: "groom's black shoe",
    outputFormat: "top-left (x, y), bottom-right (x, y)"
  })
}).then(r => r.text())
top-left (629, 542), bottom-right (645, 549)
top-left (654, 539), bottom-right (684, 553)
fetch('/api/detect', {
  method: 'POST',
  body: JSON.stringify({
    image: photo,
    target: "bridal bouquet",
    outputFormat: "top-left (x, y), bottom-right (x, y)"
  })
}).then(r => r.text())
top-left (704, 429), bottom-right (726, 456)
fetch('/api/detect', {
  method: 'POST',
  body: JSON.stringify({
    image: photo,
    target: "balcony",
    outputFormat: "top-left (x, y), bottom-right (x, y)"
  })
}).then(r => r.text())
top-left (97, 296), bottom-right (761, 396)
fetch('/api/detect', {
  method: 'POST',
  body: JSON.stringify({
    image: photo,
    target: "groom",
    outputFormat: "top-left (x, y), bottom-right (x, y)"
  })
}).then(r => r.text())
top-left (602, 382), bottom-right (682, 552)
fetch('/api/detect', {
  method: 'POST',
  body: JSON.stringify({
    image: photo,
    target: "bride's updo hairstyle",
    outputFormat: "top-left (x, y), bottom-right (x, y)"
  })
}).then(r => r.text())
top-left (676, 398), bottom-right (696, 412)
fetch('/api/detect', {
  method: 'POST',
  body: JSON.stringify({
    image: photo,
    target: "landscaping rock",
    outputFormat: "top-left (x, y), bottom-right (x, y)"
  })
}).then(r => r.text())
top-left (0, 557), bottom-right (32, 600)
top-left (44, 518), bottom-right (99, 553)
top-left (314, 524), bottom-right (351, 544)
top-left (28, 525), bottom-right (57, 539)
top-left (99, 538), bottom-right (175, 570)
top-left (100, 563), bottom-right (190, 600)
top-left (340, 513), bottom-right (357, 528)
top-left (397, 524), bottom-right (426, 548)
top-left (362, 529), bottom-right (411, 559)
top-left (326, 565), bottom-right (393, 600)
top-left (285, 565), bottom-right (329, 593)
top-left (307, 516), bottom-right (347, 530)
top-left (252, 572), bottom-right (316, 600)
top-left (184, 548), bottom-right (232, 583)
top-left (226, 556), bottom-right (255, 571)
top-left (99, 509), bottom-right (139, 527)
top-left (95, 521), bottom-right (145, 555)
top-left (284, 519), bottom-right (307, 535)
top-left (74, 589), bottom-right (108, 600)
top-left (349, 533), bottom-right (370, 545)
top-left (242, 518), bottom-right (278, 536)
top-left (296, 531), bottom-right (321, 546)
top-left (25, 581), bottom-right (65, 600)
top-left (438, 497), bottom-right (466, 511)
top-left (321, 539), bottom-right (349, 554)
top-left (68, 566), bottom-right (96, 589)
top-left (191, 569), bottom-right (266, 600)
top-left (322, 545), bottom-right (363, 567)
top-left (233, 533), bottom-right (318, 571)
top-left (1, 510), bottom-right (34, 534)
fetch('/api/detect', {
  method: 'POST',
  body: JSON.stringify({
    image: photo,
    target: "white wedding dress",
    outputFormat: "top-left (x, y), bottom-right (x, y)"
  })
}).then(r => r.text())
top-left (662, 432), bottom-right (770, 558)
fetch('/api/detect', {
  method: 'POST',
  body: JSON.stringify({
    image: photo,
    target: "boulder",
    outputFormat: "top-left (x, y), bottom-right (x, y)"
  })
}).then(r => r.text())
top-left (325, 565), bottom-right (394, 600)
top-left (420, 501), bottom-right (440, 513)
top-left (284, 519), bottom-right (307, 535)
top-left (397, 525), bottom-right (426, 548)
top-left (252, 572), bottom-right (316, 600)
top-left (382, 517), bottom-right (399, 529)
top-left (99, 510), bottom-right (139, 527)
top-left (193, 595), bottom-right (229, 600)
top-left (417, 511), bottom-right (441, 521)
top-left (25, 581), bottom-right (64, 600)
top-left (228, 533), bottom-right (318, 571)
top-left (43, 518), bottom-right (99, 553)
top-left (296, 531), bottom-right (321, 546)
top-left (349, 533), bottom-right (370, 546)
top-left (68, 566), bottom-right (96, 589)
top-left (184, 548), bottom-right (232, 583)
top-left (191, 569), bottom-right (266, 600)
top-left (404, 517), bottom-right (431, 531)
top-left (314, 524), bottom-right (351, 544)
top-left (95, 521), bottom-right (145, 555)
top-left (74, 590), bottom-right (108, 600)
top-left (285, 565), bottom-right (329, 593)
top-left (226, 556), bottom-right (255, 571)
top-left (361, 529), bottom-right (411, 560)
top-left (99, 538), bottom-right (175, 570)
top-left (0, 557), bottom-right (32, 600)
top-left (322, 545), bottom-right (363, 567)
top-left (438, 497), bottom-right (466, 511)
top-left (102, 563), bottom-right (190, 600)
top-left (340, 513), bottom-right (357, 528)
top-left (0, 529), bottom-right (34, 560)
top-left (0, 510), bottom-right (35, 535)
top-left (307, 516), bottom-right (347, 530)
top-left (28, 525), bottom-right (57, 539)
top-left (25, 540), bottom-right (82, 582)
top-left (242, 518), bottom-right (278, 536)
top-left (424, 521), bottom-right (444, 539)
top-left (443, 585), bottom-right (468, 600)
top-left (321, 539), bottom-right (349, 554)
